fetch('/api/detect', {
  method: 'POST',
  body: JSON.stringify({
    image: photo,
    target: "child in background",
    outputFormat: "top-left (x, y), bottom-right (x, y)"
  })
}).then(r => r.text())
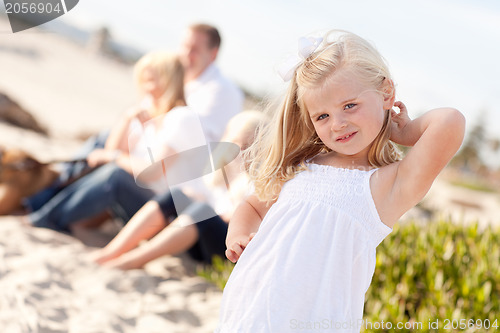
top-left (91, 110), bottom-right (266, 269)
top-left (216, 30), bottom-right (465, 332)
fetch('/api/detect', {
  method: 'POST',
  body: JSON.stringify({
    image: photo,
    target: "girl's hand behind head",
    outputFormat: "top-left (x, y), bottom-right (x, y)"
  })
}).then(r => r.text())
top-left (389, 101), bottom-right (412, 146)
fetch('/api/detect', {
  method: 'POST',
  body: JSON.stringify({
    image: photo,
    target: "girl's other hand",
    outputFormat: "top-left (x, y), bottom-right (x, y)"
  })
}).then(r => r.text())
top-left (225, 233), bottom-right (256, 263)
top-left (390, 101), bottom-right (412, 146)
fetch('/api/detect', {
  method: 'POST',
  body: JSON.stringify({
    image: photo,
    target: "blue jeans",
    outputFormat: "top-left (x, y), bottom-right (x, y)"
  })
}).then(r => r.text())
top-left (29, 163), bottom-right (154, 231)
top-left (154, 190), bottom-right (228, 264)
top-left (24, 130), bottom-right (110, 212)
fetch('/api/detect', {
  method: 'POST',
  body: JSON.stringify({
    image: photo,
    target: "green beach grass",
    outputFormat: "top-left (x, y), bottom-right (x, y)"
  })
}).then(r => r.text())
top-left (199, 219), bottom-right (500, 332)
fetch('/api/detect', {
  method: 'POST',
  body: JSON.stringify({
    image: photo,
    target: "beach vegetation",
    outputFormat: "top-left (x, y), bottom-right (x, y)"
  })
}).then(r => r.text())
top-left (199, 218), bottom-right (500, 332)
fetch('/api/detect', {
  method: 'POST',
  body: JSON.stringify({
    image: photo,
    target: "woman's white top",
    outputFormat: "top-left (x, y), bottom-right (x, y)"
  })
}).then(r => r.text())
top-left (216, 163), bottom-right (392, 333)
top-left (128, 106), bottom-right (207, 194)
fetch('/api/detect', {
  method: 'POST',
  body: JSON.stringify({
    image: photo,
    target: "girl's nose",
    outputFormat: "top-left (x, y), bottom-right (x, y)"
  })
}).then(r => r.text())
top-left (330, 115), bottom-right (348, 132)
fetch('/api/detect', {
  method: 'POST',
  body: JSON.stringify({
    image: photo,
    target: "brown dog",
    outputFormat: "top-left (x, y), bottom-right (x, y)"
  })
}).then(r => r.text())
top-left (0, 147), bottom-right (59, 215)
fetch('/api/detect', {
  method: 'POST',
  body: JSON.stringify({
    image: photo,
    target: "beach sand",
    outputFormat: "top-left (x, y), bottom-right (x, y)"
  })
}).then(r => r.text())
top-left (418, 172), bottom-right (500, 229)
top-left (0, 217), bottom-right (222, 333)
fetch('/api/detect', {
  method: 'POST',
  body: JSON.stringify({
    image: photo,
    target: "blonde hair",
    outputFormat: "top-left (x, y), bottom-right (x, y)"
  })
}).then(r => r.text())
top-left (134, 51), bottom-right (186, 117)
top-left (248, 30), bottom-right (401, 202)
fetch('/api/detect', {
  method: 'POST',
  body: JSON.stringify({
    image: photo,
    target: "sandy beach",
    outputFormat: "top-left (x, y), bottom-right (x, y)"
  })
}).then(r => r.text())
top-left (0, 217), bottom-right (222, 333)
top-left (1, 18), bottom-right (499, 333)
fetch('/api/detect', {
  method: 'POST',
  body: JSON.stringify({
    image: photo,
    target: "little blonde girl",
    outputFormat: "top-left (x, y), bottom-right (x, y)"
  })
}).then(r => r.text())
top-left (216, 30), bottom-right (465, 332)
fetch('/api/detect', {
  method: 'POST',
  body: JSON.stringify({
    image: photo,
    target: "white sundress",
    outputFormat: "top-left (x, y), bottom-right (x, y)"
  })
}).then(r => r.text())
top-left (215, 163), bottom-right (392, 333)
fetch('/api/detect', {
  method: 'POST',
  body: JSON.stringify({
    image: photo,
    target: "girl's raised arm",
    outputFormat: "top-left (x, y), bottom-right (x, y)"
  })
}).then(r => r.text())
top-left (225, 194), bottom-right (274, 263)
top-left (376, 102), bottom-right (465, 227)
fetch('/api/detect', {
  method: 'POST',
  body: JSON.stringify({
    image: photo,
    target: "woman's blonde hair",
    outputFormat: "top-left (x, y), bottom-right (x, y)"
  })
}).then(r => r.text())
top-left (134, 51), bottom-right (186, 116)
top-left (247, 30), bottom-right (401, 202)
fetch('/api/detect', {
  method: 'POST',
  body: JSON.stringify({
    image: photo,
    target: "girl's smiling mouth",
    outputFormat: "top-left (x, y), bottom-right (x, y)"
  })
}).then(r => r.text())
top-left (336, 131), bottom-right (357, 142)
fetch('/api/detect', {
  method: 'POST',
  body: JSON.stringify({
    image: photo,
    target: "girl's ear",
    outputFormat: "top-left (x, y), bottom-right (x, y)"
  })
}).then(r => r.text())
top-left (382, 78), bottom-right (395, 110)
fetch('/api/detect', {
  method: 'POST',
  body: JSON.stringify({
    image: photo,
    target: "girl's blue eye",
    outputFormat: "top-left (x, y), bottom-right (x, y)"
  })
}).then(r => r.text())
top-left (344, 103), bottom-right (356, 110)
top-left (317, 114), bottom-right (328, 121)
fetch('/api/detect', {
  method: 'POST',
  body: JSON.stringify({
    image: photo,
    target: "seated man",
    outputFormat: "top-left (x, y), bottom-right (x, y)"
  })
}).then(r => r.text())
top-left (179, 23), bottom-right (244, 142)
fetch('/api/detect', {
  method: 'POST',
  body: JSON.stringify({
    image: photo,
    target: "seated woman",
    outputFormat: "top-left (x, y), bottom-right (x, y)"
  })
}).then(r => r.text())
top-left (24, 51), bottom-right (181, 213)
top-left (91, 110), bottom-right (266, 269)
top-left (25, 51), bottom-right (207, 232)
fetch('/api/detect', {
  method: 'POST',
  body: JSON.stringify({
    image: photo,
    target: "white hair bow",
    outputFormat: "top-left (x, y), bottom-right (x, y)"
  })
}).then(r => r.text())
top-left (277, 36), bottom-right (323, 82)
